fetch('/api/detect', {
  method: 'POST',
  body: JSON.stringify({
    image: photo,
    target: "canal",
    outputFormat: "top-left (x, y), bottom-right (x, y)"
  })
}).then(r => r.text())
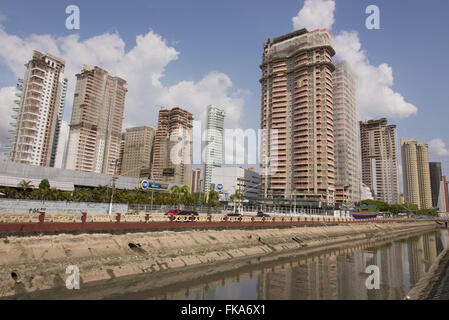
top-left (131, 229), bottom-right (449, 300)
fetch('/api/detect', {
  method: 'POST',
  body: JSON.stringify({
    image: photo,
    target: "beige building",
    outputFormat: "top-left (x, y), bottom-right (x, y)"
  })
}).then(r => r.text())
top-left (260, 28), bottom-right (336, 203)
top-left (401, 139), bottom-right (432, 209)
top-left (333, 61), bottom-right (362, 205)
top-left (65, 65), bottom-right (127, 175)
top-left (192, 168), bottom-right (201, 193)
top-left (121, 126), bottom-right (156, 178)
top-left (151, 107), bottom-right (193, 185)
top-left (360, 118), bottom-right (400, 204)
top-left (9, 51), bottom-right (68, 167)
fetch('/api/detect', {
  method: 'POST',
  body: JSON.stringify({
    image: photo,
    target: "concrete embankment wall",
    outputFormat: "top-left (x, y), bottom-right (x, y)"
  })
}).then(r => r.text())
top-left (0, 199), bottom-right (128, 215)
top-left (0, 222), bottom-right (437, 298)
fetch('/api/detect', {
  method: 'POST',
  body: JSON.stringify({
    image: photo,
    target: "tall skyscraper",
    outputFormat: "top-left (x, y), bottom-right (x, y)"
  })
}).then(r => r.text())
top-left (429, 162), bottom-right (442, 208)
top-left (437, 176), bottom-right (449, 213)
top-left (360, 118), bottom-right (400, 204)
top-left (121, 126), bottom-right (156, 178)
top-left (9, 50), bottom-right (68, 167)
top-left (260, 28), bottom-right (336, 203)
top-left (333, 61), bottom-right (362, 205)
top-left (151, 107), bottom-right (193, 185)
top-left (204, 105), bottom-right (225, 192)
top-left (65, 65), bottom-right (127, 175)
top-left (54, 120), bottom-right (69, 169)
top-left (401, 139), bottom-right (432, 209)
top-left (192, 168), bottom-right (201, 193)
top-left (117, 132), bottom-right (126, 175)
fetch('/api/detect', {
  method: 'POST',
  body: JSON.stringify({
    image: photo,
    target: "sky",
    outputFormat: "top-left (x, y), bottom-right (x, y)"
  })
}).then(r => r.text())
top-left (0, 0), bottom-right (449, 180)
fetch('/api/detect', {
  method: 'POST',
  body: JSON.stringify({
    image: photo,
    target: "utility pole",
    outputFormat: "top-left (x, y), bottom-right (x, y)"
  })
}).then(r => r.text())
top-left (108, 159), bottom-right (118, 215)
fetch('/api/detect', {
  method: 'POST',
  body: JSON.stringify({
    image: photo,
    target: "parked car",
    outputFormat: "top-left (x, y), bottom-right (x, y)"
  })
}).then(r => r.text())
top-left (256, 211), bottom-right (270, 218)
top-left (164, 209), bottom-right (181, 216)
top-left (226, 213), bottom-right (242, 217)
top-left (177, 211), bottom-right (199, 216)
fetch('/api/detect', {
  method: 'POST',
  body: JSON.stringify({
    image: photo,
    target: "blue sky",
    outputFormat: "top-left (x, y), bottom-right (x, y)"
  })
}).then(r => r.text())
top-left (1, 0), bottom-right (449, 177)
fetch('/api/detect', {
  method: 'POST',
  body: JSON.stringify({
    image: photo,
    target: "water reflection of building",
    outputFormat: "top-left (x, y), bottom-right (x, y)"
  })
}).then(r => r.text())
top-left (150, 231), bottom-right (448, 301)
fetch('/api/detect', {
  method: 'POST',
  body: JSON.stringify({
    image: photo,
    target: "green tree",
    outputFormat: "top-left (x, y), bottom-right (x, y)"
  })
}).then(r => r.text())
top-left (230, 189), bottom-right (245, 214)
top-left (18, 180), bottom-right (33, 192)
top-left (39, 179), bottom-right (50, 190)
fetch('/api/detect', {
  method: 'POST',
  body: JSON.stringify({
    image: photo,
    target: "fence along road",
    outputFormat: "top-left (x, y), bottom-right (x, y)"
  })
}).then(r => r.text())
top-left (0, 211), bottom-right (444, 234)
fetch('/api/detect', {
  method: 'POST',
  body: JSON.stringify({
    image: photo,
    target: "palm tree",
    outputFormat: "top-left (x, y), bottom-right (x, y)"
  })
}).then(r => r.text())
top-left (170, 185), bottom-right (182, 209)
top-left (18, 180), bottom-right (33, 192)
top-left (180, 185), bottom-right (191, 205)
top-left (230, 189), bottom-right (245, 214)
top-left (204, 190), bottom-right (220, 215)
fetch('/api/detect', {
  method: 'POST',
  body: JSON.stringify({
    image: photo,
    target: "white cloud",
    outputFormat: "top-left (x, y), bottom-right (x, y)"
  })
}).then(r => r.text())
top-left (0, 26), bottom-right (247, 146)
top-left (429, 139), bottom-right (449, 157)
top-left (0, 86), bottom-right (15, 146)
top-left (292, 1), bottom-right (418, 120)
top-left (334, 31), bottom-right (418, 119)
top-left (292, 0), bottom-right (335, 31)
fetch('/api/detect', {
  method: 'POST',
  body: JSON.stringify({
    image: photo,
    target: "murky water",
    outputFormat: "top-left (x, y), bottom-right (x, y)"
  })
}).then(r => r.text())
top-left (146, 229), bottom-right (449, 300)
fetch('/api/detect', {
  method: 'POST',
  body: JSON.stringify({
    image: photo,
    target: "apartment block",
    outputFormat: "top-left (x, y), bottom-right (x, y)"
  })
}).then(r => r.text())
top-left (117, 132), bottom-right (126, 175)
top-left (151, 107), bottom-right (193, 185)
top-left (9, 50), bottom-right (68, 167)
top-left (429, 162), bottom-right (442, 208)
top-left (260, 28), bottom-right (336, 203)
top-left (333, 61), bottom-right (362, 205)
top-left (121, 126), bottom-right (156, 178)
top-left (192, 168), bottom-right (201, 193)
top-left (204, 105), bottom-right (225, 192)
top-left (65, 65), bottom-right (127, 175)
top-left (360, 118), bottom-right (400, 204)
top-left (401, 139), bottom-right (432, 209)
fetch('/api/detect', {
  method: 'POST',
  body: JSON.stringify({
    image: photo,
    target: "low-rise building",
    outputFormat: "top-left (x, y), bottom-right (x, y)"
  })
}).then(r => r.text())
top-left (210, 167), bottom-right (260, 199)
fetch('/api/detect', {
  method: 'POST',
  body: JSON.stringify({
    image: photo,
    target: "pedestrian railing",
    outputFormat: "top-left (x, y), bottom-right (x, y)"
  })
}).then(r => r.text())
top-left (0, 212), bottom-right (444, 232)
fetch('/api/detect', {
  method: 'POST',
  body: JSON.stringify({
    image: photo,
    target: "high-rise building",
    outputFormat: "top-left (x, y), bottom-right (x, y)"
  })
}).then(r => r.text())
top-left (429, 162), bottom-right (442, 208)
top-left (151, 107), bottom-right (193, 185)
top-left (260, 28), bottom-right (336, 203)
top-left (437, 176), bottom-right (449, 213)
top-left (121, 126), bottom-right (156, 178)
top-left (65, 65), bottom-right (127, 175)
top-left (192, 168), bottom-right (201, 193)
top-left (9, 51), bottom-right (68, 167)
top-left (54, 120), bottom-right (69, 169)
top-left (204, 105), bottom-right (225, 192)
top-left (401, 139), bottom-right (432, 209)
top-left (360, 118), bottom-right (400, 204)
top-left (117, 132), bottom-right (126, 175)
top-left (333, 61), bottom-right (362, 205)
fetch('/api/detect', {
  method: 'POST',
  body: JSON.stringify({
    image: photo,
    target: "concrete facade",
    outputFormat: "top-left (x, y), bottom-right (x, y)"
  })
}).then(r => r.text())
top-left (333, 61), bottom-right (362, 205)
top-left (121, 126), bottom-right (156, 178)
top-left (192, 168), bottom-right (201, 193)
top-left (65, 65), bottom-right (127, 175)
top-left (0, 199), bottom-right (128, 215)
top-left (401, 139), bottom-right (432, 209)
top-left (211, 167), bottom-right (260, 199)
top-left (360, 118), bottom-right (400, 204)
top-left (9, 51), bottom-right (68, 168)
top-left (260, 28), bottom-right (336, 203)
top-left (151, 107), bottom-right (193, 186)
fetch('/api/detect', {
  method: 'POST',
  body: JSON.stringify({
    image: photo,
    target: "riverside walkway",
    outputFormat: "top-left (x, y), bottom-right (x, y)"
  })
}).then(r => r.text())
top-left (0, 211), bottom-right (444, 234)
